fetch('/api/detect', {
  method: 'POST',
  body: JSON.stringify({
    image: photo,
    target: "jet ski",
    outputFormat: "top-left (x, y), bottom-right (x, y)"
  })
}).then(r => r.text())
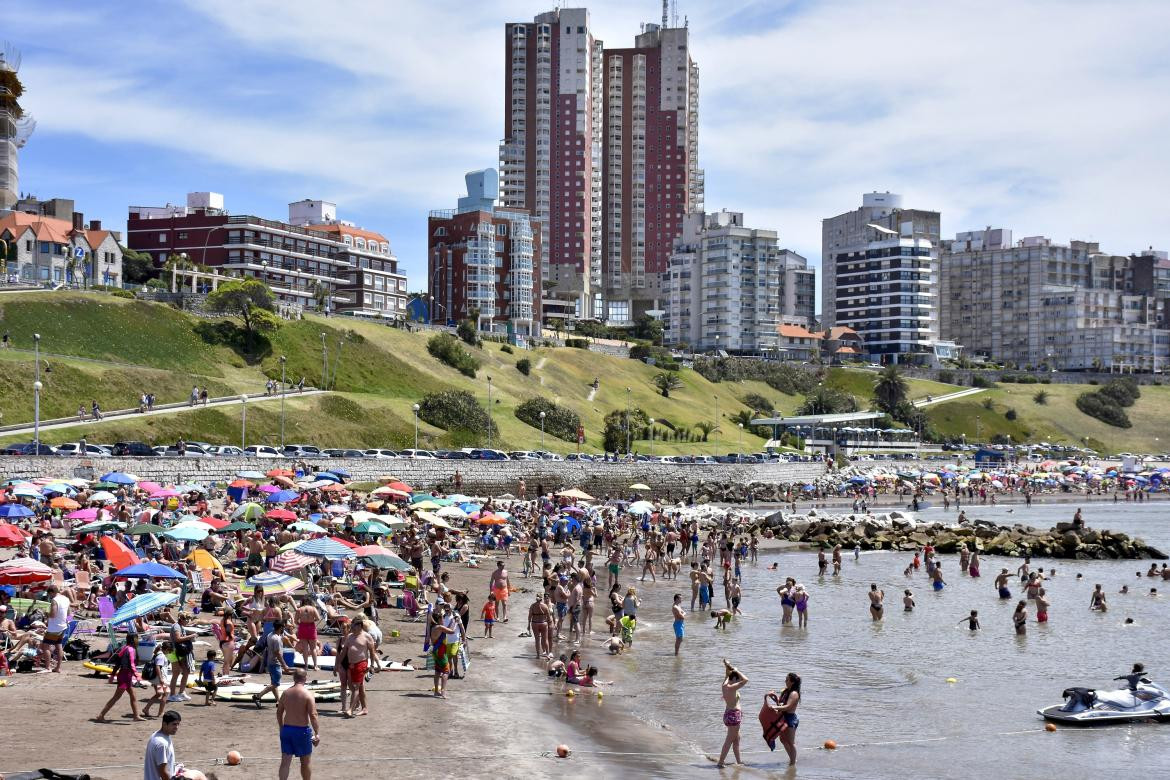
top-left (1038, 681), bottom-right (1170, 725)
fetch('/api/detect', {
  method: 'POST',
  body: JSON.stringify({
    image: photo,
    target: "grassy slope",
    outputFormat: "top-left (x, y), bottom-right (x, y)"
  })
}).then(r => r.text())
top-left (925, 382), bottom-right (1170, 453)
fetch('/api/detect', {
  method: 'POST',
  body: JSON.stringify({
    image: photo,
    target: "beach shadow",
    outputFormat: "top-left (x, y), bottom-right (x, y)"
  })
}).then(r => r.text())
top-left (401, 692), bottom-right (438, 698)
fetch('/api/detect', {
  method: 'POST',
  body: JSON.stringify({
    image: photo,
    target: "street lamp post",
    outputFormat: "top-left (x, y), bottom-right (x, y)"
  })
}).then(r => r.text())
top-left (976, 415), bottom-right (981, 444)
top-left (714, 395), bottom-right (720, 455)
top-left (321, 333), bottom-right (328, 390)
top-left (487, 376), bottom-right (493, 450)
top-left (33, 333), bottom-right (40, 386)
top-left (539, 410), bottom-right (546, 449)
top-left (738, 422), bottom-right (744, 454)
top-left (413, 403), bottom-right (420, 449)
top-left (239, 394), bottom-right (248, 450)
top-left (33, 380), bottom-right (42, 451)
top-left (279, 355), bottom-right (287, 450)
top-left (648, 418), bottom-right (655, 457)
top-left (625, 386), bottom-right (632, 456)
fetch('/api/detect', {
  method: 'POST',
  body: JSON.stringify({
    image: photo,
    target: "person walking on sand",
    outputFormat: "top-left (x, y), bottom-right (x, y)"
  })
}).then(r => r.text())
top-left (430, 604), bottom-right (457, 699)
top-left (277, 668), bottom-right (321, 780)
top-left (717, 659), bottom-right (749, 768)
top-left (253, 620), bottom-right (292, 708)
top-left (672, 593), bottom-right (685, 655)
top-left (95, 631), bottom-right (143, 722)
top-left (868, 583), bottom-right (884, 621)
top-left (490, 560), bottom-right (511, 623)
top-left (342, 619), bottom-right (381, 717)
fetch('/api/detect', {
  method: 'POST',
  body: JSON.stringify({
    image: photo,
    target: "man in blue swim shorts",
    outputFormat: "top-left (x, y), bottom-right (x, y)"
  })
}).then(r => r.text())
top-left (277, 669), bottom-right (320, 780)
top-left (672, 594), bottom-right (686, 655)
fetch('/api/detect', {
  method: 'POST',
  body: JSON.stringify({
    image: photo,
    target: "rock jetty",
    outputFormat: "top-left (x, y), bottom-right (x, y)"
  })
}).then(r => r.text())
top-left (756, 510), bottom-right (1168, 560)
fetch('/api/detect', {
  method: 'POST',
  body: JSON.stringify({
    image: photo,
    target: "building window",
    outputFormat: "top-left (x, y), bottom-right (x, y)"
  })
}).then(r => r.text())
top-left (158, 233), bottom-right (167, 243)
top-left (178, 232), bottom-right (188, 240)
top-left (496, 223), bottom-right (507, 236)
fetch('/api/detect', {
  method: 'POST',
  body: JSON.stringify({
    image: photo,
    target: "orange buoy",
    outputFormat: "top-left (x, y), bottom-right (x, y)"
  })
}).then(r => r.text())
top-left (823, 739), bottom-right (838, 750)
top-left (556, 744), bottom-right (571, 758)
top-left (1045, 723), bottom-right (1057, 732)
top-left (226, 750), bottom-right (243, 765)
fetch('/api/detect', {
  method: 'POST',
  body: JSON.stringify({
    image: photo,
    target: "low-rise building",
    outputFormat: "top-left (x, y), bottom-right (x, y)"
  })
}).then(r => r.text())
top-left (940, 228), bottom-right (1170, 372)
top-left (777, 323), bottom-right (822, 361)
top-left (665, 210), bottom-right (813, 353)
top-left (0, 196), bottom-right (122, 286)
top-left (428, 169), bottom-right (542, 340)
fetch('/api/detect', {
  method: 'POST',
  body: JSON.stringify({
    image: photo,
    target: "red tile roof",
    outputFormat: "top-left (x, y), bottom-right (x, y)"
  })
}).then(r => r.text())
top-left (0, 211), bottom-right (74, 244)
top-left (778, 324), bottom-right (822, 339)
top-left (304, 223), bottom-right (389, 245)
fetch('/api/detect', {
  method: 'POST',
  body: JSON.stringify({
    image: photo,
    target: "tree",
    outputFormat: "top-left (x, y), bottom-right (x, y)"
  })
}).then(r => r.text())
top-left (206, 278), bottom-right (277, 346)
top-left (873, 365), bottom-right (909, 414)
top-left (799, 385), bottom-right (859, 415)
top-left (1033, 391), bottom-right (1049, 405)
top-left (632, 313), bottom-right (664, 345)
top-left (693, 421), bottom-right (715, 442)
top-left (652, 371), bottom-right (682, 398)
top-left (120, 247), bottom-right (158, 285)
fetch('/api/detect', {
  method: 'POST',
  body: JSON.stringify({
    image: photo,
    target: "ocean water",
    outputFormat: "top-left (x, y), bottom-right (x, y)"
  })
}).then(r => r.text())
top-left (557, 502), bottom-right (1170, 779)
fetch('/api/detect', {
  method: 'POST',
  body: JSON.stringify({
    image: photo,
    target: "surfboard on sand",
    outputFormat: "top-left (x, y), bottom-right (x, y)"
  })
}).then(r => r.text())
top-left (215, 679), bottom-right (341, 703)
top-left (291, 652), bottom-right (414, 672)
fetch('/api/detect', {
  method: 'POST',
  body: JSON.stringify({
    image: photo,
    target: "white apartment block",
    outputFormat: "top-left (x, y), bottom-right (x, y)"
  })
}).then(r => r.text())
top-left (666, 210), bottom-right (813, 353)
top-left (941, 229), bottom-right (1170, 371)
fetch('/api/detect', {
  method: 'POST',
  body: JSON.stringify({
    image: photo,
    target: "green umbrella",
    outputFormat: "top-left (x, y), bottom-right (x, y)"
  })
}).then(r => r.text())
top-left (73, 520), bottom-right (127, 534)
top-left (358, 552), bottom-right (410, 571)
top-left (218, 521), bottom-right (256, 533)
top-left (232, 502), bottom-right (265, 520)
top-left (91, 481), bottom-right (122, 491)
top-left (127, 523), bottom-right (168, 535)
top-left (354, 520), bottom-right (392, 536)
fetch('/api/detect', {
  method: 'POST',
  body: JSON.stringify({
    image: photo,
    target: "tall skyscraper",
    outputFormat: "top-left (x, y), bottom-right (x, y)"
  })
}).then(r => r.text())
top-left (0, 44), bottom-right (36, 211)
top-left (601, 20), bottom-right (701, 323)
top-left (500, 8), bottom-right (602, 319)
top-left (501, 8), bottom-right (702, 323)
top-left (822, 192), bottom-right (941, 363)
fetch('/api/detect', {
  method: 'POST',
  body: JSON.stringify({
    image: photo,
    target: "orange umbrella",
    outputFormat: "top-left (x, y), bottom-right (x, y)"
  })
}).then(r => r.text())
top-left (320, 483), bottom-right (347, 493)
top-left (273, 475), bottom-right (297, 488)
top-left (50, 497), bottom-right (81, 510)
top-left (477, 514), bottom-right (508, 526)
top-left (386, 481), bottom-right (412, 494)
top-left (101, 536), bottom-right (141, 570)
top-left (266, 469), bottom-right (294, 478)
top-left (229, 479), bottom-right (254, 488)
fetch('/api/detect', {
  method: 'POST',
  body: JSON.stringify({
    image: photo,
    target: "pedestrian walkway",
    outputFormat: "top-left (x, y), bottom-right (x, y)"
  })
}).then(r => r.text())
top-left (912, 387), bottom-right (986, 408)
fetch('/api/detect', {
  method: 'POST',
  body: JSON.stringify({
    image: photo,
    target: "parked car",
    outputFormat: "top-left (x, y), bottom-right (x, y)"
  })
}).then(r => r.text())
top-left (363, 449), bottom-right (398, 459)
top-left (508, 451), bottom-right (542, 460)
top-left (113, 441), bottom-right (159, 457)
top-left (54, 443), bottom-right (110, 457)
top-left (565, 453), bottom-right (594, 462)
top-left (244, 445), bottom-right (281, 458)
top-left (325, 449), bottom-right (366, 458)
top-left (160, 444), bottom-right (210, 457)
top-left (206, 445), bottom-right (244, 456)
top-left (283, 445), bottom-right (323, 458)
top-left (434, 449), bottom-right (470, 460)
top-left (467, 449), bottom-right (508, 461)
top-left (4, 442), bottom-right (57, 456)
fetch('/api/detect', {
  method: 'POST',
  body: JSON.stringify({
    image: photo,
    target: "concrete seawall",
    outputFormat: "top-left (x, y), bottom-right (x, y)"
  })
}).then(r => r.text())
top-left (3, 457), bottom-right (828, 497)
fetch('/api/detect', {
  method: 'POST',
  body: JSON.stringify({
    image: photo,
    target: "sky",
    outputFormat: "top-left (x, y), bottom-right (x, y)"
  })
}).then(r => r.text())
top-left (4, 0), bottom-right (1170, 304)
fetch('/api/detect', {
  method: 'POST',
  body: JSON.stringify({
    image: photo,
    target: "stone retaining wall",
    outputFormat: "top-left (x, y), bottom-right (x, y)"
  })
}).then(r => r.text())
top-left (0, 457), bottom-right (827, 497)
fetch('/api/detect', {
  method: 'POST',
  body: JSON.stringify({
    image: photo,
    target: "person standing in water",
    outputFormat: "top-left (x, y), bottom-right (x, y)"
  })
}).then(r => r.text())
top-left (868, 584), bottom-right (884, 621)
top-left (672, 594), bottom-right (685, 656)
top-left (1013, 600), bottom-right (1028, 635)
top-left (931, 562), bottom-right (946, 592)
top-left (1035, 587), bottom-right (1051, 623)
top-left (1090, 584), bottom-right (1108, 611)
top-left (767, 672), bottom-right (801, 766)
top-left (716, 659), bottom-right (749, 768)
top-left (995, 569), bottom-right (1012, 599)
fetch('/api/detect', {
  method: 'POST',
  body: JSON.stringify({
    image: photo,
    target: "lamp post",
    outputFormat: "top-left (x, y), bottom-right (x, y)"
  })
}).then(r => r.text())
top-left (738, 422), bottom-right (744, 454)
top-left (321, 333), bottom-right (328, 390)
top-left (33, 380), bottom-right (42, 452)
top-left (714, 394), bottom-right (720, 455)
top-left (412, 403), bottom-right (421, 449)
top-left (539, 410), bottom-right (546, 449)
top-left (487, 376), bottom-right (493, 450)
top-left (976, 415), bottom-right (981, 444)
top-left (279, 355), bottom-right (287, 450)
top-left (33, 333), bottom-right (40, 386)
top-left (648, 418), bottom-right (655, 457)
top-left (625, 386), bottom-right (632, 456)
top-left (239, 394), bottom-right (248, 450)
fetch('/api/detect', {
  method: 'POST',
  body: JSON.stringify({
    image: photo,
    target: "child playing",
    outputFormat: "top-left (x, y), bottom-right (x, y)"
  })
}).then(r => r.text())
top-left (958, 610), bottom-right (980, 630)
top-left (481, 595), bottom-right (497, 638)
top-left (198, 649), bottom-right (219, 706)
top-left (711, 609), bottom-right (733, 630)
top-left (141, 641), bottom-right (172, 718)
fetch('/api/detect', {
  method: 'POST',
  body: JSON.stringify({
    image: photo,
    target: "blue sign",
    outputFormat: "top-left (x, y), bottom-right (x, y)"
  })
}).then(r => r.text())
top-left (73, 246), bottom-right (85, 260)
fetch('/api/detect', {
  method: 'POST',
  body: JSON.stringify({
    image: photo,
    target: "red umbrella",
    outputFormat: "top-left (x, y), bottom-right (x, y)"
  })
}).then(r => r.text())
top-left (200, 517), bottom-right (229, 530)
top-left (101, 536), bottom-right (141, 571)
top-left (351, 544), bottom-right (390, 557)
top-left (265, 509), bottom-right (298, 522)
top-left (229, 479), bottom-right (254, 488)
top-left (328, 536), bottom-right (359, 549)
top-left (0, 523), bottom-right (30, 547)
top-left (271, 550), bottom-right (315, 573)
top-left (0, 556), bottom-right (53, 585)
top-left (386, 481), bottom-right (412, 494)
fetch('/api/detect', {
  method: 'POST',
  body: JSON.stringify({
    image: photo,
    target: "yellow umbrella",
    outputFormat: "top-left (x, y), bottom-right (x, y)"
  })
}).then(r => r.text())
top-left (410, 499), bottom-right (442, 511)
top-left (556, 488), bottom-right (595, 501)
top-left (185, 548), bottom-right (224, 574)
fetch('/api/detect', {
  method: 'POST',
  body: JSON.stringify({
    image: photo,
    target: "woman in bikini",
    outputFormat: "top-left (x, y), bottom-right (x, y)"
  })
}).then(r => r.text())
top-left (527, 595), bottom-right (549, 659)
top-left (217, 608), bottom-right (237, 673)
top-left (793, 585), bottom-right (809, 628)
top-left (868, 584), bottom-right (885, 621)
top-left (717, 659), bottom-right (749, 768)
top-left (770, 672), bottom-right (801, 766)
top-left (1013, 600), bottom-right (1028, 635)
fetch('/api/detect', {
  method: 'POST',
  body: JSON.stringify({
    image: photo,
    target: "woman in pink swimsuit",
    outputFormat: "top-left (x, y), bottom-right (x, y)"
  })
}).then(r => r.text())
top-left (717, 659), bottom-right (749, 768)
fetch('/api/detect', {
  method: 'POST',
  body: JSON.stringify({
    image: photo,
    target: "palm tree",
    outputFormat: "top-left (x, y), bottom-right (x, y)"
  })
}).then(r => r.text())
top-left (693, 421), bottom-right (715, 442)
top-left (652, 371), bottom-right (682, 398)
top-left (873, 365), bottom-right (909, 413)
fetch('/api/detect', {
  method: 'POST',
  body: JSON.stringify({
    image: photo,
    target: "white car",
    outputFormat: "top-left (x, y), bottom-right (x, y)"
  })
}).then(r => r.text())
top-left (244, 445), bottom-right (281, 458)
top-left (398, 449), bottom-right (437, 459)
top-left (363, 449), bottom-right (398, 459)
top-left (206, 445), bottom-right (244, 456)
top-left (54, 443), bottom-right (110, 457)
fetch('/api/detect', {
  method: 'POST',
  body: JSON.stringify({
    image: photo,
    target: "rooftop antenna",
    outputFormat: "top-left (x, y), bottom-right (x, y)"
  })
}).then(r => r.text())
top-left (662, 0), bottom-right (668, 27)
top-left (672, 0), bottom-right (679, 27)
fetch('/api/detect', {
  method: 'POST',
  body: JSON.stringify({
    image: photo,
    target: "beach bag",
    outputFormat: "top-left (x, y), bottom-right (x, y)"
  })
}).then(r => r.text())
top-left (63, 638), bottom-right (89, 661)
top-left (142, 656), bottom-right (158, 681)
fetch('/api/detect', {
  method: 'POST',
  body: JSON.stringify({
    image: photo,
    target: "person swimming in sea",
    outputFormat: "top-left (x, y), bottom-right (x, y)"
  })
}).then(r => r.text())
top-left (957, 609), bottom-right (980, 630)
top-left (903, 590), bottom-right (915, 612)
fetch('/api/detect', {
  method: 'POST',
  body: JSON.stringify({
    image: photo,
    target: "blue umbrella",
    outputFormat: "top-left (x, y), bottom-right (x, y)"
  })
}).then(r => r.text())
top-left (100, 472), bottom-right (137, 485)
top-left (42, 483), bottom-right (76, 495)
top-left (266, 489), bottom-right (300, 503)
top-left (328, 467), bottom-right (351, 478)
top-left (848, 476), bottom-right (869, 484)
top-left (801, 484), bottom-right (816, 491)
top-left (115, 562), bottom-right (187, 580)
top-left (459, 502), bottom-right (482, 513)
top-left (313, 473), bottom-right (342, 483)
top-left (10, 487), bottom-right (43, 500)
top-left (0, 505), bottom-right (34, 518)
top-left (296, 537), bottom-right (355, 559)
top-left (163, 525), bottom-right (208, 542)
top-left (237, 470), bottom-right (267, 480)
top-left (109, 590), bottom-right (180, 626)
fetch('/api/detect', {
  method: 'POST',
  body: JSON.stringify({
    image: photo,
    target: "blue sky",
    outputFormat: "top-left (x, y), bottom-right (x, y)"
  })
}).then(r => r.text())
top-left (4, 1), bottom-right (1170, 302)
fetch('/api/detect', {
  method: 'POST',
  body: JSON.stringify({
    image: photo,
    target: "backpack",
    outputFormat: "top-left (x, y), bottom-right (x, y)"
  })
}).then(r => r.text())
top-left (141, 654), bottom-right (157, 681)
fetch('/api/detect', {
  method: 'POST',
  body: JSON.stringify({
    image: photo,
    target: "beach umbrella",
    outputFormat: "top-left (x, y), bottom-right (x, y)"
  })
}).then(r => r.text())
top-left (296, 537), bottom-right (354, 559)
top-left (371, 486), bottom-right (410, 499)
top-left (561, 506), bottom-right (587, 516)
top-left (109, 591), bottom-right (180, 626)
top-left (344, 510), bottom-right (380, 524)
top-left (329, 535), bottom-right (359, 549)
top-left (476, 514), bottom-right (508, 526)
top-left (385, 481), bottom-right (413, 494)
top-left (0, 505), bottom-right (34, 519)
top-left (556, 488), bottom-right (595, 501)
top-left (329, 467), bottom-right (351, 478)
top-left (265, 508), bottom-right (298, 522)
top-left (266, 468), bottom-right (293, 478)
top-left (458, 502), bottom-right (482, 514)
top-left (436, 506), bottom-right (468, 520)
top-left (289, 520), bottom-right (327, 534)
top-left (100, 536), bottom-right (140, 570)
top-left (75, 519), bottom-right (126, 534)
top-left (324, 504), bottom-right (351, 515)
top-left (89, 491), bottom-right (118, 504)
top-left (271, 550), bottom-right (315, 573)
top-left (163, 525), bottom-right (209, 542)
top-left (424, 516), bottom-right (455, 530)
top-left (353, 520), bottom-right (392, 536)
top-left (49, 496), bottom-right (81, 510)
top-left (173, 519), bottom-right (217, 533)
top-left (410, 499), bottom-right (441, 511)
top-left (115, 561), bottom-right (187, 580)
top-left (245, 571), bottom-right (305, 595)
top-left (0, 523), bottom-right (30, 547)
top-left (629, 500), bottom-right (655, 515)
top-left (42, 483), bottom-right (76, 495)
top-left (217, 521), bottom-right (255, 533)
top-left (256, 484), bottom-right (281, 494)
top-left (138, 481), bottom-right (163, 494)
top-left (149, 489), bottom-right (183, 499)
top-left (313, 472), bottom-right (342, 483)
top-left (237, 470), bottom-right (267, 480)
top-left (629, 483), bottom-right (652, 491)
top-left (174, 483), bottom-right (207, 495)
top-left (10, 487), bottom-right (43, 500)
top-left (127, 523), bottom-right (168, 536)
top-left (446, 494), bottom-right (471, 503)
top-left (186, 548), bottom-right (224, 575)
top-left (266, 489), bottom-right (300, 503)
top-left (228, 479), bottom-right (255, 489)
top-left (0, 557), bottom-right (53, 585)
top-left (353, 546), bottom-right (409, 571)
top-left (232, 502), bottom-right (266, 520)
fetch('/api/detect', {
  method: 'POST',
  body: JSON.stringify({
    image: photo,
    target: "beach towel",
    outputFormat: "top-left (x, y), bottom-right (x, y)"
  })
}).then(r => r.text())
top-left (759, 700), bottom-right (785, 751)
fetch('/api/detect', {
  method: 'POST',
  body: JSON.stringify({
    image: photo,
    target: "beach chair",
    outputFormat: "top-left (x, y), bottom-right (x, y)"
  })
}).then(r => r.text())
top-left (97, 596), bottom-right (116, 626)
top-left (189, 569), bottom-right (207, 592)
top-left (74, 569), bottom-right (91, 590)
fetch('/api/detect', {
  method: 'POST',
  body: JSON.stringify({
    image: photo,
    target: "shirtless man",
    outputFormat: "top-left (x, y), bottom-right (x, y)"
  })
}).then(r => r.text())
top-left (247, 534), bottom-right (265, 569)
top-left (817, 547), bottom-right (828, 576)
top-left (994, 569), bottom-right (1012, 600)
top-left (341, 619), bottom-right (381, 717)
top-left (868, 583), bottom-right (885, 621)
top-left (277, 669), bottom-right (320, 780)
top-left (698, 563), bottom-right (714, 610)
top-left (672, 594), bottom-right (686, 655)
top-left (568, 573), bottom-right (584, 643)
top-left (294, 598), bottom-right (321, 670)
top-left (489, 561), bottom-right (510, 623)
top-left (832, 545), bottom-right (843, 575)
top-left (689, 563), bottom-right (701, 610)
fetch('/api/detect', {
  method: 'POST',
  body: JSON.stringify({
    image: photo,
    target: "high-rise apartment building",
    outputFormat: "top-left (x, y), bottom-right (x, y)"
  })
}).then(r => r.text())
top-left (428, 169), bottom-right (542, 340)
top-left (822, 192), bottom-right (941, 363)
top-left (0, 44), bottom-right (35, 210)
top-left (501, 8), bottom-right (602, 319)
top-left (500, 9), bottom-right (702, 323)
top-left (940, 229), bottom-right (1170, 371)
top-left (665, 210), bottom-right (812, 353)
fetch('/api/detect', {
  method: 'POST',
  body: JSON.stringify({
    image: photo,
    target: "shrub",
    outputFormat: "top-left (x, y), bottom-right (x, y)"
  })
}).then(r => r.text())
top-left (971, 375), bottom-right (995, 388)
top-left (500, 344), bottom-right (514, 354)
top-left (565, 338), bottom-right (589, 349)
top-left (456, 318), bottom-right (481, 347)
top-left (740, 393), bottom-right (775, 415)
top-left (515, 397), bottom-right (580, 441)
top-left (1098, 378), bottom-right (1140, 407)
top-left (1015, 374), bottom-right (1040, 384)
top-left (936, 370), bottom-right (955, 385)
top-left (516, 357), bottom-right (531, 375)
top-left (1039, 377), bottom-right (1051, 384)
top-left (981, 397), bottom-right (995, 410)
top-left (602, 406), bottom-right (650, 453)
top-left (1033, 391), bottom-right (1049, 405)
top-left (1076, 390), bottom-right (1131, 428)
top-left (1005, 408), bottom-right (1018, 421)
top-left (418, 390), bottom-right (496, 436)
top-left (427, 333), bottom-right (481, 378)
top-left (109, 288), bottom-right (135, 299)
